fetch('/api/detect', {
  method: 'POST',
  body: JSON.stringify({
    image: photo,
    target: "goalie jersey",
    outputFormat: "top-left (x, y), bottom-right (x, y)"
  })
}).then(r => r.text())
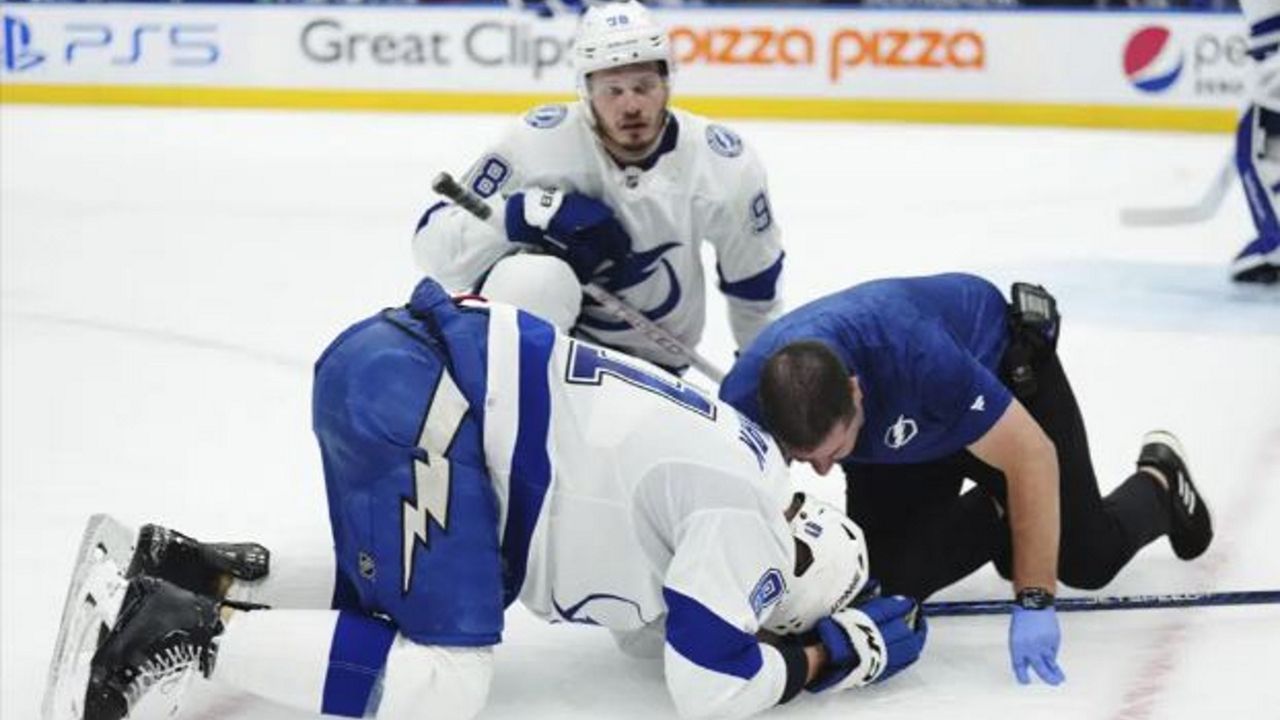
top-left (412, 102), bottom-right (786, 370)
top-left (315, 278), bottom-right (798, 719)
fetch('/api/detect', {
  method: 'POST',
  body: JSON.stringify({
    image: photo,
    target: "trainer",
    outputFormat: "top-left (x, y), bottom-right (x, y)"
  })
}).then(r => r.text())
top-left (718, 273), bottom-right (1213, 687)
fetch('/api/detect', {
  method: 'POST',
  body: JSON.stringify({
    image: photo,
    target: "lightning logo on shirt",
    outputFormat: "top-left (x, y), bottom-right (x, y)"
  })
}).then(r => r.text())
top-left (402, 371), bottom-right (469, 594)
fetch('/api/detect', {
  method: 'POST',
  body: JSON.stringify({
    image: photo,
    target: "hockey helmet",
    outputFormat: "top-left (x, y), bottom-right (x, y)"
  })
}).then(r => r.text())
top-left (573, 0), bottom-right (673, 105)
top-left (764, 493), bottom-right (870, 635)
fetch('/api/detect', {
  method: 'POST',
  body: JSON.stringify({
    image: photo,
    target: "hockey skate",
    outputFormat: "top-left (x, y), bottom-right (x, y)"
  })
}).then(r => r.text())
top-left (1138, 431), bottom-right (1214, 560)
top-left (1230, 237), bottom-right (1280, 285)
top-left (127, 522), bottom-right (269, 598)
top-left (82, 576), bottom-right (223, 720)
top-left (43, 515), bottom-right (270, 719)
top-left (43, 515), bottom-right (135, 720)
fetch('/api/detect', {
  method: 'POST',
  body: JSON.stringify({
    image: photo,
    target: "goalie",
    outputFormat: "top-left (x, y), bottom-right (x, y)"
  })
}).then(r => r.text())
top-left (45, 277), bottom-right (925, 720)
top-left (1233, 0), bottom-right (1280, 283)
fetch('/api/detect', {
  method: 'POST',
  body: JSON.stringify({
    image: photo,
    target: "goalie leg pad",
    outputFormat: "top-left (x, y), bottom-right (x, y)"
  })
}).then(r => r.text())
top-left (1233, 104), bottom-right (1280, 283)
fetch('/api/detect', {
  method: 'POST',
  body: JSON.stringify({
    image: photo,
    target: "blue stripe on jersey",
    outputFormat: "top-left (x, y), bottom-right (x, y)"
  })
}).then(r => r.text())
top-left (662, 587), bottom-right (763, 681)
top-left (415, 200), bottom-right (448, 233)
top-left (1252, 14), bottom-right (1280, 39)
top-left (321, 612), bottom-right (397, 718)
top-left (500, 310), bottom-right (556, 606)
top-left (717, 252), bottom-right (785, 302)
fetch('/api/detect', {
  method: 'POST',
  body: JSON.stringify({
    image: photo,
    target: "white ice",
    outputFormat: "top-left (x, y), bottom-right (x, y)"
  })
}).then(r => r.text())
top-left (2, 105), bottom-right (1278, 720)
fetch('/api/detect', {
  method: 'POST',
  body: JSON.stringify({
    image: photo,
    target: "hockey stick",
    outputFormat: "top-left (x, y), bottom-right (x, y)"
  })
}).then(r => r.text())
top-left (923, 589), bottom-right (1280, 617)
top-left (1119, 155), bottom-right (1235, 226)
top-left (430, 171), bottom-right (727, 382)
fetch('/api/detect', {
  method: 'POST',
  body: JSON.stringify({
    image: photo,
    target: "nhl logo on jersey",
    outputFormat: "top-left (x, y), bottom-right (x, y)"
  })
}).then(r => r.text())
top-left (358, 551), bottom-right (377, 580)
top-left (705, 125), bottom-right (743, 158)
top-left (525, 104), bottom-right (568, 129)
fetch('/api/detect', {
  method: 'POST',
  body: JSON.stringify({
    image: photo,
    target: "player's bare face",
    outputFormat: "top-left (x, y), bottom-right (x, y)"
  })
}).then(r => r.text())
top-left (588, 64), bottom-right (670, 159)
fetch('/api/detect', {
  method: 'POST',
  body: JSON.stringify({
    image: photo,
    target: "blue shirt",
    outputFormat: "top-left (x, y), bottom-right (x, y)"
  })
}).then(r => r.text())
top-left (719, 273), bottom-right (1013, 465)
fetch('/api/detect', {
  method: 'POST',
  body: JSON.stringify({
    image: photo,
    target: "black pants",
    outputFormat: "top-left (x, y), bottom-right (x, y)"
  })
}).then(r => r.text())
top-left (845, 350), bottom-right (1172, 601)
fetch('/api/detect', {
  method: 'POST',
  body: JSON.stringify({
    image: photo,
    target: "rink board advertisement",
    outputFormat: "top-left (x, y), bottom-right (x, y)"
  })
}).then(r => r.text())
top-left (0, 4), bottom-right (1246, 131)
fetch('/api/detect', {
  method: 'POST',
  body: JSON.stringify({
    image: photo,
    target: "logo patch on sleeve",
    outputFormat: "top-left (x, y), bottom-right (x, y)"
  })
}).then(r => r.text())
top-left (705, 124), bottom-right (744, 158)
top-left (466, 155), bottom-right (512, 198)
top-left (525, 104), bottom-right (568, 129)
top-left (750, 568), bottom-right (786, 618)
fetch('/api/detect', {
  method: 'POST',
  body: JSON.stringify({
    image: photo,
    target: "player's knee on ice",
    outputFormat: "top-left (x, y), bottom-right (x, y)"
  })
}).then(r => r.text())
top-left (481, 253), bottom-right (583, 331)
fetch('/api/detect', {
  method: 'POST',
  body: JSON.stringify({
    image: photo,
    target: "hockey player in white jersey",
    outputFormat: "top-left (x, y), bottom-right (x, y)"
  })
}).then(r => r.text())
top-left (413, 0), bottom-right (786, 372)
top-left (1234, 0), bottom-right (1280, 283)
top-left (46, 277), bottom-right (925, 720)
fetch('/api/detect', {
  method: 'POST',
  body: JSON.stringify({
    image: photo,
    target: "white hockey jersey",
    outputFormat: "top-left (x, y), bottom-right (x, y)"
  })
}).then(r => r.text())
top-left (413, 102), bottom-right (785, 370)
top-left (481, 303), bottom-right (797, 719)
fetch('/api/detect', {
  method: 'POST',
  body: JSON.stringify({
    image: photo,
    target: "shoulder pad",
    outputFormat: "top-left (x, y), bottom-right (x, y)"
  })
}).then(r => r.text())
top-left (524, 104), bottom-right (569, 129)
top-left (705, 124), bottom-right (744, 159)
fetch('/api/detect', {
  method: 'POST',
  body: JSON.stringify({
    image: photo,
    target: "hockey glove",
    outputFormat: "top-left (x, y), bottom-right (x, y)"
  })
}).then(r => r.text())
top-left (504, 188), bottom-right (634, 284)
top-left (1009, 605), bottom-right (1064, 685)
top-left (807, 595), bottom-right (928, 693)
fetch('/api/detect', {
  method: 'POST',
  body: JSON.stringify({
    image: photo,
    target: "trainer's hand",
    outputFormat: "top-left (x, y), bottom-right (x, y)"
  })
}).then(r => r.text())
top-left (1009, 606), bottom-right (1064, 685)
top-left (807, 595), bottom-right (928, 693)
top-left (504, 188), bottom-right (633, 283)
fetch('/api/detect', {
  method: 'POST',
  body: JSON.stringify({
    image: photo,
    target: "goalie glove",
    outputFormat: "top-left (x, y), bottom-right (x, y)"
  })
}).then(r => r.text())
top-left (807, 595), bottom-right (928, 693)
top-left (504, 188), bottom-right (634, 284)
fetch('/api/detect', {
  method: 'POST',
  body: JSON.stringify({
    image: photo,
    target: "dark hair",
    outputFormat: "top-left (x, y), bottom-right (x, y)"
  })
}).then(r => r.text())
top-left (758, 341), bottom-right (854, 451)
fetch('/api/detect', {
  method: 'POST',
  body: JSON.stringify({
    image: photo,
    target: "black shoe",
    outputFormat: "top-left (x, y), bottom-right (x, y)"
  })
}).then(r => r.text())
top-left (84, 576), bottom-right (223, 720)
top-left (127, 524), bottom-right (270, 598)
top-left (1138, 431), bottom-right (1213, 560)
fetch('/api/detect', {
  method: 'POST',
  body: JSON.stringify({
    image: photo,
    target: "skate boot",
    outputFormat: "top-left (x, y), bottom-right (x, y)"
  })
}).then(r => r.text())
top-left (1138, 431), bottom-right (1213, 560)
top-left (1230, 237), bottom-right (1280, 285)
top-left (127, 523), bottom-right (270, 598)
top-left (83, 576), bottom-right (223, 720)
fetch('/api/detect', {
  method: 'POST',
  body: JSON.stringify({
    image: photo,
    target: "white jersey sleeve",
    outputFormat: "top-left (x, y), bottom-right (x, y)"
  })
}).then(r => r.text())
top-left (412, 105), bottom-right (596, 294)
top-left (637, 462), bottom-right (795, 719)
top-left (412, 128), bottom-right (527, 292)
top-left (698, 125), bottom-right (785, 351)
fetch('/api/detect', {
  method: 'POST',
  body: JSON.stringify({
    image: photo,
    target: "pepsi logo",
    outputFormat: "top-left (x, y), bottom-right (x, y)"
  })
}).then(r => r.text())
top-left (1124, 26), bottom-right (1184, 93)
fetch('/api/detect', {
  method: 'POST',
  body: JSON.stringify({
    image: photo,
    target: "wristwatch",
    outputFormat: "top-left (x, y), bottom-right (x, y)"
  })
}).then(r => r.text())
top-left (1015, 587), bottom-right (1056, 610)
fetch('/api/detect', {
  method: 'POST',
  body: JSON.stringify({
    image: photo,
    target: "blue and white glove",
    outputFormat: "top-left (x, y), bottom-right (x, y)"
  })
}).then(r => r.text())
top-left (807, 595), bottom-right (928, 693)
top-left (504, 188), bottom-right (634, 283)
top-left (1009, 605), bottom-right (1064, 685)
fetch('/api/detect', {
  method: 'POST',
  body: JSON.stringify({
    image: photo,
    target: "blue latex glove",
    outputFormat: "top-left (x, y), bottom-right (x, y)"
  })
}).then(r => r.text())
top-left (807, 594), bottom-right (928, 693)
top-left (504, 188), bottom-right (633, 283)
top-left (1009, 605), bottom-right (1065, 685)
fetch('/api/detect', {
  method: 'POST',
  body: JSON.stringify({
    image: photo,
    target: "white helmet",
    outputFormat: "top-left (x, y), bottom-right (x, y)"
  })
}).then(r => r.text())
top-left (572, 0), bottom-right (673, 103)
top-left (764, 494), bottom-right (870, 635)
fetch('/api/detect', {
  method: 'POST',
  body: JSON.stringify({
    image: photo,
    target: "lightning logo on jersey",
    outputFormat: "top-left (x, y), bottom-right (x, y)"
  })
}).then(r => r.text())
top-left (401, 370), bottom-right (469, 594)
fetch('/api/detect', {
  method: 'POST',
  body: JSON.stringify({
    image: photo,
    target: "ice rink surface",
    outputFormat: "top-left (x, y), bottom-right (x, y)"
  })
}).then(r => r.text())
top-left (2, 104), bottom-right (1278, 719)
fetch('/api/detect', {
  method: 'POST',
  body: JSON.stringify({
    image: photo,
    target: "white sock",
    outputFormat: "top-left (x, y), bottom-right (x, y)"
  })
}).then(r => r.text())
top-left (225, 548), bottom-right (336, 609)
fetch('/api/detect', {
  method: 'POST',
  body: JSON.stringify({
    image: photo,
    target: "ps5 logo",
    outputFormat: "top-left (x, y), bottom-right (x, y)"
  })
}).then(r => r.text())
top-left (3, 15), bottom-right (45, 72)
top-left (1, 16), bottom-right (218, 72)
